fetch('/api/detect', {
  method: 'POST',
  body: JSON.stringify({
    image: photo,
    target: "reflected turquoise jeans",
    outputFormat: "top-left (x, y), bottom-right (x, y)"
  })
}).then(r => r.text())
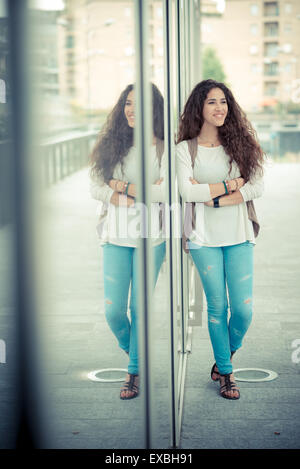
top-left (102, 242), bottom-right (166, 375)
top-left (189, 241), bottom-right (254, 375)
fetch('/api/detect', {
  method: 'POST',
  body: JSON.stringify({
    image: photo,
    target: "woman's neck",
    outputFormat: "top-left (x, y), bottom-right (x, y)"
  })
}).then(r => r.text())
top-left (198, 122), bottom-right (220, 146)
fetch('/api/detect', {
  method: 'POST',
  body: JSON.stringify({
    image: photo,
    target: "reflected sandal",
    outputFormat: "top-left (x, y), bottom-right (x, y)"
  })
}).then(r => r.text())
top-left (120, 373), bottom-right (139, 400)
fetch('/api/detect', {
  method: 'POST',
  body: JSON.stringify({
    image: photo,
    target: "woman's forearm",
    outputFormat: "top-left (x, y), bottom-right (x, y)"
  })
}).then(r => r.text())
top-left (219, 190), bottom-right (244, 206)
top-left (109, 191), bottom-right (135, 207)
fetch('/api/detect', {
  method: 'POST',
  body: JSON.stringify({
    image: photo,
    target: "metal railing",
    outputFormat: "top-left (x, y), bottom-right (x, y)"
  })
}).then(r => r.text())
top-left (0, 131), bottom-right (98, 227)
top-left (39, 130), bottom-right (98, 187)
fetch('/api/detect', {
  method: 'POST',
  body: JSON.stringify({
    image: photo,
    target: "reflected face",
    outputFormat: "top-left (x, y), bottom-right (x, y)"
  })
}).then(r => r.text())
top-left (202, 87), bottom-right (228, 127)
top-left (124, 90), bottom-right (135, 128)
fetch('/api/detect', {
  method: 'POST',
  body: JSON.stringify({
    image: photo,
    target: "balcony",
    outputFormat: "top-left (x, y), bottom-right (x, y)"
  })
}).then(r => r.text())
top-left (264, 22), bottom-right (279, 38)
top-left (264, 42), bottom-right (279, 58)
top-left (264, 2), bottom-right (279, 17)
top-left (264, 61), bottom-right (279, 76)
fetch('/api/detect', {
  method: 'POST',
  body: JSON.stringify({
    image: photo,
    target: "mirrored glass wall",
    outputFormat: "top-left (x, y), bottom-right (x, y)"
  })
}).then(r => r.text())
top-left (0, 0), bottom-right (202, 449)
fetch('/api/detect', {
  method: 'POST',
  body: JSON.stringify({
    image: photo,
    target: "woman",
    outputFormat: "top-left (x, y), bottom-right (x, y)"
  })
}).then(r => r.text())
top-left (176, 79), bottom-right (265, 400)
top-left (89, 84), bottom-right (166, 400)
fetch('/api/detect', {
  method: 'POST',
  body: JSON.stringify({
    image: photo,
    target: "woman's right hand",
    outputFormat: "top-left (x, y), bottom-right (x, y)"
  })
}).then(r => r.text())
top-left (228, 177), bottom-right (245, 192)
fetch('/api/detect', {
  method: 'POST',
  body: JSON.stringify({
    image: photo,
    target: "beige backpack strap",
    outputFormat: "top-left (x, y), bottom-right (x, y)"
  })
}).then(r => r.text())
top-left (156, 138), bottom-right (164, 167)
top-left (184, 137), bottom-right (198, 237)
top-left (246, 200), bottom-right (260, 238)
top-left (187, 137), bottom-right (198, 169)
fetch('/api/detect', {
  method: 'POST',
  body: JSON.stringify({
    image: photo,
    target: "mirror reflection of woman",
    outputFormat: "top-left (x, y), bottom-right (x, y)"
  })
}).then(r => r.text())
top-left (176, 79), bottom-right (265, 400)
top-left (89, 84), bottom-right (166, 400)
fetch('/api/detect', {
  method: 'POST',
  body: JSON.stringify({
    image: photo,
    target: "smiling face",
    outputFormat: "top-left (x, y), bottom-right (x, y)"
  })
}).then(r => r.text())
top-left (124, 90), bottom-right (135, 128)
top-left (202, 87), bottom-right (228, 127)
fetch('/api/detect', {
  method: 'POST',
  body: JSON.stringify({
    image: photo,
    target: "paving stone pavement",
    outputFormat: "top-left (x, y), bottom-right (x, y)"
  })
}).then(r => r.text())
top-left (0, 161), bottom-right (300, 449)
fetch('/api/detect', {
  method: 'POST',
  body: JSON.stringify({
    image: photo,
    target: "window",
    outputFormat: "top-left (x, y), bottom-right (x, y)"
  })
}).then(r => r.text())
top-left (65, 35), bottom-right (74, 49)
top-left (250, 24), bottom-right (258, 35)
top-left (249, 44), bottom-right (258, 55)
top-left (284, 23), bottom-right (292, 33)
top-left (285, 3), bottom-right (292, 14)
top-left (250, 3), bottom-right (259, 16)
top-left (264, 81), bottom-right (279, 96)
top-left (251, 63), bottom-right (259, 74)
top-left (264, 2), bottom-right (279, 17)
top-left (284, 63), bottom-right (292, 73)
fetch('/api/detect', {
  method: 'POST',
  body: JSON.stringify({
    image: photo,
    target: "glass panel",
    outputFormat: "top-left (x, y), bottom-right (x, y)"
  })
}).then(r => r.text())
top-left (29, 0), bottom-right (147, 449)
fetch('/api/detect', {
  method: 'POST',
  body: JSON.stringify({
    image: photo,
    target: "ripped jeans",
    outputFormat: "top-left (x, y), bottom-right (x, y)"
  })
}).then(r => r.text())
top-left (189, 241), bottom-right (254, 375)
top-left (102, 242), bottom-right (166, 375)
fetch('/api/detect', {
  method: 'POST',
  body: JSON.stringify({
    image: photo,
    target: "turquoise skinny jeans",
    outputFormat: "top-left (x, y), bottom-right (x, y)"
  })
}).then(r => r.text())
top-left (102, 242), bottom-right (166, 375)
top-left (189, 241), bottom-right (254, 375)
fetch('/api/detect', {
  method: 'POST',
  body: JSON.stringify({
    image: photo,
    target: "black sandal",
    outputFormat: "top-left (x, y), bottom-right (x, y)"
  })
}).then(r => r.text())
top-left (210, 351), bottom-right (236, 382)
top-left (219, 373), bottom-right (240, 400)
top-left (211, 363), bottom-right (220, 382)
top-left (120, 373), bottom-right (139, 400)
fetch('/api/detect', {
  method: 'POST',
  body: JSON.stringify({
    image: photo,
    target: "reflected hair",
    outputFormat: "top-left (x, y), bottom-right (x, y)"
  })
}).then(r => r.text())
top-left (90, 83), bottom-right (164, 183)
top-left (177, 79), bottom-right (265, 181)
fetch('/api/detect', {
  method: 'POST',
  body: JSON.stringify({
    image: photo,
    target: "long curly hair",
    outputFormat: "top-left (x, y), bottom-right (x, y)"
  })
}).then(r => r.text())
top-left (90, 83), bottom-right (164, 183)
top-left (177, 79), bottom-right (265, 181)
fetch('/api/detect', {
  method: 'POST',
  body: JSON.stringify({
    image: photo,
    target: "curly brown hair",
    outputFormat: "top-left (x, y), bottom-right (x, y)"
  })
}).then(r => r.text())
top-left (177, 79), bottom-right (265, 181)
top-left (90, 83), bottom-right (164, 183)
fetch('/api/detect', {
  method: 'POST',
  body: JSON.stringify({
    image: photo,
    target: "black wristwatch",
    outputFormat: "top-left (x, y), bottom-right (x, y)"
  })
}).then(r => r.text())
top-left (213, 196), bottom-right (221, 208)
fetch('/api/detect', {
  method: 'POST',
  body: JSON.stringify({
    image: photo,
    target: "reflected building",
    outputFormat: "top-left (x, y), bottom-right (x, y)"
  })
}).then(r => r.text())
top-left (57, 0), bottom-right (164, 114)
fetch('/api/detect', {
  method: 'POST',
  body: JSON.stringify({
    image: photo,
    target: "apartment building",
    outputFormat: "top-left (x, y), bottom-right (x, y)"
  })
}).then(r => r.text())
top-left (202, 0), bottom-right (300, 111)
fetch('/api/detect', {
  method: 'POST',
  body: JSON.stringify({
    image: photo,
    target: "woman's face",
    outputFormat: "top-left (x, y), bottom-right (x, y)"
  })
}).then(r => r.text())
top-left (202, 87), bottom-right (228, 127)
top-left (124, 90), bottom-right (135, 128)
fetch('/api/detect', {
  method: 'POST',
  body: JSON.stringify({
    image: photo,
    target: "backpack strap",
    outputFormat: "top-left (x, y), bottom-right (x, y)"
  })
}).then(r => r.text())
top-left (155, 138), bottom-right (164, 168)
top-left (187, 137), bottom-right (198, 169)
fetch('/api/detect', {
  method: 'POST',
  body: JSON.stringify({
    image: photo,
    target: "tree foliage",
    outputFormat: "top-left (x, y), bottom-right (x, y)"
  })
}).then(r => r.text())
top-left (202, 46), bottom-right (226, 83)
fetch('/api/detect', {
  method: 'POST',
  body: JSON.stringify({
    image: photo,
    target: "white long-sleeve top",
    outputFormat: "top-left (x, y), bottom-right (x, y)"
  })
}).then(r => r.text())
top-left (176, 140), bottom-right (264, 247)
top-left (90, 144), bottom-right (166, 247)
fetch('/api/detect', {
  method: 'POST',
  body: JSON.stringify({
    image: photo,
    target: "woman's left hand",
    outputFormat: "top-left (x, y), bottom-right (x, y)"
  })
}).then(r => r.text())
top-left (189, 177), bottom-right (198, 185)
top-left (155, 178), bottom-right (164, 185)
top-left (204, 199), bottom-right (214, 207)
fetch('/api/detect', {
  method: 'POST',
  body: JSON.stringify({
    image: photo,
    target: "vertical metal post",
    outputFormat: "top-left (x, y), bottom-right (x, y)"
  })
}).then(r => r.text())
top-left (163, 0), bottom-right (180, 449)
top-left (8, 0), bottom-right (45, 447)
top-left (134, 0), bottom-right (153, 450)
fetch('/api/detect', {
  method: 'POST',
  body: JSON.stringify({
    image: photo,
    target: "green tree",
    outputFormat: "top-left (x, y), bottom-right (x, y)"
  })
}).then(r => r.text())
top-left (202, 46), bottom-right (226, 83)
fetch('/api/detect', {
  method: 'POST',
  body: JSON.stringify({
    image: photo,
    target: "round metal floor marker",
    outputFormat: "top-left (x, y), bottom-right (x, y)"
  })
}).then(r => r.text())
top-left (87, 368), bottom-right (127, 383)
top-left (233, 368), bottom-right (278, 382)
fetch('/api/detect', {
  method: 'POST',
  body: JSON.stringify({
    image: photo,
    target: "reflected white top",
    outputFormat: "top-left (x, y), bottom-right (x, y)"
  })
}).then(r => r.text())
top-left (176, 141), bottom-right (264, 247)
top-left (90, 145), bottom-right (166, 247)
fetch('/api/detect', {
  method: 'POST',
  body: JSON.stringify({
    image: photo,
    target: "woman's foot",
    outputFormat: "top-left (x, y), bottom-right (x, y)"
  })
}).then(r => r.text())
top-left (219, 373), bottom-right (240, 400)
top-left (210, 351), bottom-right (236, 382)
top-left (120, 373), bottom-right (139, 400)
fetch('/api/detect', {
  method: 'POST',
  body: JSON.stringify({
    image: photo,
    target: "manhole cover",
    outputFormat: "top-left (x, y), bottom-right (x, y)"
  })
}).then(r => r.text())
top-left (233, 368), bottom-right (278, 382)
top-left (87, 368), bottom-right (127, 383)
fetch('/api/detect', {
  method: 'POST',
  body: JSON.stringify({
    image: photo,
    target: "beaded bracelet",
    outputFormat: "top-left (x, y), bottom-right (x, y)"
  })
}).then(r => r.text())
top-left (124, 182), bottom-right (130, 196)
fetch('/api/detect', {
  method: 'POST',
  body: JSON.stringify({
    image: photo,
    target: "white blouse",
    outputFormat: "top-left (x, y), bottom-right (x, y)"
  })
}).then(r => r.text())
top-left (176, 140), bottom-right (264, 247)
top-left (90, 145), bottom-right (166, 247)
